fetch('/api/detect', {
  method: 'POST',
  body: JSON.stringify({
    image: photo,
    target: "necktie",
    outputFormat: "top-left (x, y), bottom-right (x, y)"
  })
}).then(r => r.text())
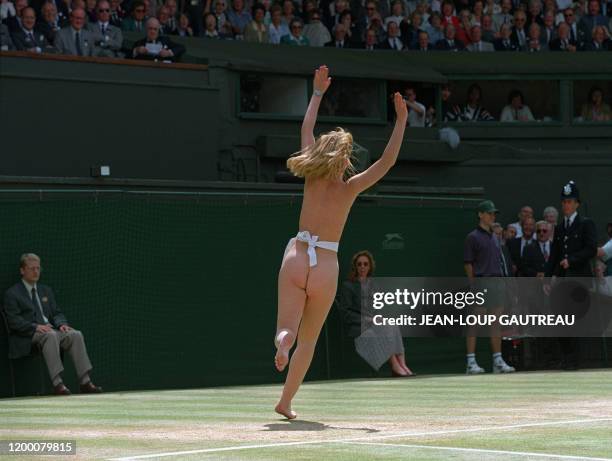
top-left (31, 288), bottom-right (46, 324)
top-left (565, 217), bottom-right (570, 229)
top-left (541, 243), bottom-right (549, 261)
top-left (27, 32), bottom-right (35, 43)
top-left (75, 31), bottom-right (83, 55)
top-left (101, 24), bottom-right (106, 35)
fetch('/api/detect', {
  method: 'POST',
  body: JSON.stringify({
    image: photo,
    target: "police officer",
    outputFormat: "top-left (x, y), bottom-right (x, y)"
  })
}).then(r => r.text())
top-left (546, 180), bottom-right (597, 369)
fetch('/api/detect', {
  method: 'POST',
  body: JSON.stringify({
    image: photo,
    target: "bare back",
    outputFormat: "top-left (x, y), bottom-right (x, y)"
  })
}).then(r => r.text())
top-left (298, 177), bottom-right (356, 242)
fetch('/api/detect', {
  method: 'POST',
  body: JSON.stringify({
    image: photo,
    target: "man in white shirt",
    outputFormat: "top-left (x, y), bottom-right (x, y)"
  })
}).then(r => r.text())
top-left (403, 85), bottom-right (426, 127)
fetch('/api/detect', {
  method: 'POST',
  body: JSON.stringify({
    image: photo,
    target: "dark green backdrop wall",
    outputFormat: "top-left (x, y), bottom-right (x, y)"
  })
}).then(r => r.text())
top-left (0, 191), bottom-right (478, 397)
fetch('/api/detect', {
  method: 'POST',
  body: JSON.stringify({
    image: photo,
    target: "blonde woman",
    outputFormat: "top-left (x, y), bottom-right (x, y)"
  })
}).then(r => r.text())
top-left (274, 65), bottom-right (407, 419)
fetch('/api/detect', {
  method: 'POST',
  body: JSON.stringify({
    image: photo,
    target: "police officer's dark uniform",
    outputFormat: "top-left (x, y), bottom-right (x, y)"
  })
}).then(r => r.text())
top-left (546, 181), bottom-right (597, 369)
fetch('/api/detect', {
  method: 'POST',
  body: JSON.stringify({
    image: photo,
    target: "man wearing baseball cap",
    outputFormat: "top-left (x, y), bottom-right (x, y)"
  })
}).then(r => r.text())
top-left (463, 200), bottom-right (516, 374)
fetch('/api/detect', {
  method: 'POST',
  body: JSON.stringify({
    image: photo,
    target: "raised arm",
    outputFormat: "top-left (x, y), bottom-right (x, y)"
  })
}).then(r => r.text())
top-left (301, 65), bottom-right (331, 151)
top-left (347, 92), bottom-right (407, 194)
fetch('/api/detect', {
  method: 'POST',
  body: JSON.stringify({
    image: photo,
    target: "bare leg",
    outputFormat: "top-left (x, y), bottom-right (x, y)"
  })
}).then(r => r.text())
top-left (275, 252), bottom-right (338, 419)
top-left (389, 355), bottom-right (407, 375)
top-left (489, 307), bottom-right (502, 354)
top-left (466, 336), bottom-right (477, 354)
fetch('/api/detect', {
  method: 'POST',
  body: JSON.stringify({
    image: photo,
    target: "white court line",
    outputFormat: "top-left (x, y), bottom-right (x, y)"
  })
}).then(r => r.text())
top-left (108, 417), bottom-right (612, 460)
top-left (344, 441), bottom-right (612, 461)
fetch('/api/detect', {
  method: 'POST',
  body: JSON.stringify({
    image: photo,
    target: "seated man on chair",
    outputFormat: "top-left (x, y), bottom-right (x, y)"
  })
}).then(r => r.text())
top-left (3, 253), bottom-right (102, 395)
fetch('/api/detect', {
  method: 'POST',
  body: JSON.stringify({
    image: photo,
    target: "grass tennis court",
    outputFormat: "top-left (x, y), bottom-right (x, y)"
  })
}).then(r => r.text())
top-left (1, 370), bottom-right (611, 461)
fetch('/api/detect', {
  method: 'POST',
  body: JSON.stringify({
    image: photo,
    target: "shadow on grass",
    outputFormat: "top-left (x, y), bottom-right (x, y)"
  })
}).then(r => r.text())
top-left (263, 420), bottom-right (379, 433)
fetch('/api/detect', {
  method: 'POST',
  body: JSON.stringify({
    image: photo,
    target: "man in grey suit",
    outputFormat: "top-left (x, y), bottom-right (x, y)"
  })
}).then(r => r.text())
top-left (466, 26), bottom-right (494, 51)
top-left (86, 0), bottom-right (123, 57)
top-left (54, 7), bottom-right (97, 56)
top-left (3, 253), bottom-right (102, 395)
top-left (493, 0), bottom-right (513, 32)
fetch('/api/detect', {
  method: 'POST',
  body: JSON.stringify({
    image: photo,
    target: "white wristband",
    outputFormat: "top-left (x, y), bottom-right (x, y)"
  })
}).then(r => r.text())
top-left (313, 89), bottom-right (323, 97)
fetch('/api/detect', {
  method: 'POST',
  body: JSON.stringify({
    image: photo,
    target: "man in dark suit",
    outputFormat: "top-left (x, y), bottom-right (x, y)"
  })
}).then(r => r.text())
top-left (522, 221), bottom-right (552, 277)
top-left (546, 180), bottom-right (597, 369)
top-left (132, 17), bottom-right (185, 61)
top-left (507, 217), bottom-right (536, 276)
top-left (324, 22), bottom-right (351, 48)
top-left (3, 254), bottom-right (102, 395)
top-left (10, 7), bottom-right (55, 52)
top-left (360, 27), bottom-right (380, 50)
top-left (494, 23), bottom-right (519, 51)
top-left (36, 1), bottom-right (68, 44)
top-left (435, 23), bottom-right (465, 51)
top-left (412, 30), bottom-right (433, 51)
top-left (549, 22), bottom-right (577, 51)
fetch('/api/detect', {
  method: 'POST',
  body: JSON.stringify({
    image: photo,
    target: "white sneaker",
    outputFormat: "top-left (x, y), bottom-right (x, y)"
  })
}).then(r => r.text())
top-left (493, 361), bottom-right (516, 374)
top-left (466, 363), bottom-right (485, 375)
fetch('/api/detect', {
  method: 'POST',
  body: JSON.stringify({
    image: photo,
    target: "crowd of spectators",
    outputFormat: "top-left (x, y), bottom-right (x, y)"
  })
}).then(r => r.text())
top-left (2, 0), bottom-right (612, 58)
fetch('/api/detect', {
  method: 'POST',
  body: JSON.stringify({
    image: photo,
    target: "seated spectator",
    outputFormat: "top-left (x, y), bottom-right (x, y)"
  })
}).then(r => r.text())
top-left (109, 0), bottom-right (125, 27)
top-left (121, 0), bottom-right (147, 33)
top-left (244, 3), bottom-right (268, 42)
top-left (211, 0), bottom-right (230, 35)
top-left (85, 0), bottom-right (97, 22)
top-left (401, 10), bottom-right (425, 48)
top-left (324, 0), bottom-right (348, 32)
top-left (527, 0), bottom-right (544, 26)
top-left (359, 0), bottom-right (384, 42)
top-left (484, 0), bottom-right (501, 15)
top-left (5, 0), bottom-right (28, 32)
top-left (384, 0), bottom-right (405, 31)
top-left (414, 0), bottom-right (430, 24)
top-left (164, 0), bottom-right (179, 32)
top-left (280, 18), bottom-right (309, 45)
top-left (11, 7), bottom-right (56, 53)
top-left (501, 89), bottom-right (535, 121)
top-left (494, 23), bottom-right (519, 50)
top-left (380, 20), bottom-right (404, 49)
top-left (526, 22), bottom-right (547, 51)
top-left (280, 0), bottom-right (294, 26)
top-left (424, 12), bottom-right (444, 44)
top-left (541, 10), bottom-right (556, 45)
top-left (493, 0), bottom-right (513, 32)
top-left (578, 0), bottom-right (607, 41)
top-left (37, 1), bottom-right (67, 43)
top-left (268, 4), bottom-right (288, 44)
top-left (549, 21), bottom-right (577, 50)
top-left (132, 17), bottom-right (185, 61)
top-left (303, 9), bottom-right (330, 46)
top-left (157, 5), bottom-right (177, 35)
top-left (561, 7), bottom-right (581, 46)
top-left (339, 10), bottom-right (361, 46)
top-left (581, 25), bottom-right (609, 50)
top-left (1, 22), bottom-right (15, 50)
top-left (440, 0), bottom-right (460, 29)
top-left (86, 0), bottom-right (123, 57)
top-left (31, 0), bottom-right (70, 22)
top-left (441, 83), bottom-right (461, 121)
top-left (361, 26), bottom-right (380, 49)
top-left (176, 13), bottom-right (194, 36)
top-left (466, 25), bottom-right (495, 51)
top-left (472, 0), bottom-right (485, 25)
top-left (3, 253), bottom-right (102, 395)
top-left (301, 0), bottom-right (316, 23)
top-left (580, 86), bottom-right (612, 121)
top-left (325, 22), bottom-right (351, 47)
top-left (54, 7), bottom-right (97, 55)
top-left (403, 85), bottom-right (426, 126)
top-left (456, 8), bottom-right (474, 43)
top-left (201, 12), bottom-right (220, 38)
top-left (226, 0), bottom-right (251, 37)
top-left (456, 83), bottom-right (495, 121)
top-left (338, 251), bottom-right (415, 377)
top-left (480, 14), bottom-right (496, 42)
top-left (511, 9), bottom-right (529, 50)
top-left (412, 29), bottom-right (433, 50)
top-left (435, 23), bottom-right (466, 50)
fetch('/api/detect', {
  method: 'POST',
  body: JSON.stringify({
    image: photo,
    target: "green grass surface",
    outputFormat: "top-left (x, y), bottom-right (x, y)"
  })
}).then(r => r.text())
top-left (1, 370), bottom-right (611, 460)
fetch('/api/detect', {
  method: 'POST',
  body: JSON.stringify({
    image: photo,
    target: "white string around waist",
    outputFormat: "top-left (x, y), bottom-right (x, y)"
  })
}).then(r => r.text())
top-left (295, 231), bottom-right (339, 267)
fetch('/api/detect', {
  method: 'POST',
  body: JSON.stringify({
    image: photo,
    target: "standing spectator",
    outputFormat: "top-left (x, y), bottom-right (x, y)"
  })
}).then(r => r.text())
top-left (303, 9), bottom-right (331, 46)
top-left (500, 90), bottom-right (535, 121)
top-left (507, 217), bottom-right (537, 276)
top-left (268, 4), bottom-right (288, 43)
top-left (244, 3), bottom-right (268, 42)
top-left (424, 11), bottom-right (444, 44)
top-left (581, 24), bottom-right (610, 49)
top-left (280, 18), bottom-right (309, 44)
top-left (511, 9), bottom-right (529, 50)
top-left (456, 84), bottom-right (495, 121)
top-left (338, 251), bottom-right (415, 377)
top-left (545, 180), bottom-right (597, 370)
top-left (227, 0), bottom-right (251, 38)
top-left (380, 20), bottom-right (404, 49)
top-left (504, 223), bottom-right (518, 242)
top-left (493, 0), bottom-right (513, 32)
top-left (435, 23), bottom-right (466, 49)
top-left (466, 25), bottom-right (495, 50)
top-left (201, 11), bottom-right (220, 37)
top-left (463, 200), bottom-right (516, 374)
top-left (522, 221), bottom-right (552, 277)
top-left (413, 29), bottom-right (433, 49)
top-left (132, 17), bottom-right (185, 60)
top-left (494, 22), bottom-right (520, 49)
top-left (403, 85), bottom-right (426, 126)
top-left (579, 0), bottom-right (608, 40)
top-left (543, 206), bottom-right (559, 241)
top-left (121, 1), bottom-right (147, 33)
top-left (580, 86), bottom-right (612, 121)
top-left (3, 254), bottom-right (103, 395)
top-left (87, 0), bottom-right (123, 57)
top-left (11, 7), bottom-right (55, 52)
top-left (325, 22), bottom-right (350, 47)
top-left (509, 205), bottom-right (534, 238)
top-left (526, 22), bottom-right (548, 50)
top-left (549, 21), bottom-right (578, 50)
top-left (54, 7), bottom-right (97, 55)
top-left (176, 13), bottom-right (194, 36)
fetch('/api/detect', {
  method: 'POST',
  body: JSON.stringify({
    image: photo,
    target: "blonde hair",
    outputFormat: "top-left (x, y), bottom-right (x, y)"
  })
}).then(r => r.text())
top-left (287, 128), bottom-right (355, 180)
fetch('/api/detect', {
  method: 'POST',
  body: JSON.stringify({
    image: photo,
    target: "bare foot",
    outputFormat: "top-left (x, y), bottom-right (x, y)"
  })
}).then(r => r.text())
top-left (402, 365), bottom-right (416, 376)
top-left (275, 403), bottom-right (297, 419)
top-left (274, 331), bottom-right (293, 372)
